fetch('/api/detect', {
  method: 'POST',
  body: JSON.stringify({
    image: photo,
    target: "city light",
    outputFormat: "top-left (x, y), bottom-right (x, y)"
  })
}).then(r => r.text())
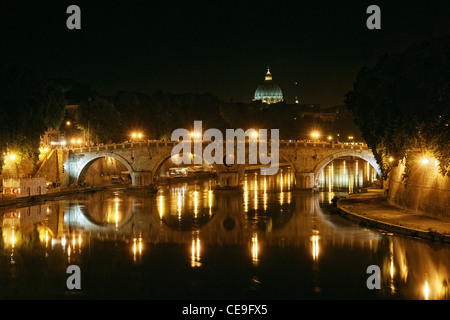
top-left (311, 131), bottom-right (320, 139)
top-left (327, 136), bottom-right (332, 140)
top-left (388, 157), bottom-right (394, 162)
top-left (131, 132), bottom-right (143, 140)
top-left (348, 136), bottom-right (354, 140)
top-left (190, 131), bottom-right (201, 139)
top-left (66, 121), bottom-right (71, 126)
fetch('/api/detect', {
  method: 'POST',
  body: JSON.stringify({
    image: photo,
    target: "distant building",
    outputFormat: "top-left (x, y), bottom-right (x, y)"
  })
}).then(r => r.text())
top-left (41, 129), bottom-right (66, 147)
top-left (253, 67), bottom-right (284, 104)
top-left (40, 104), bottom-right (84, 148)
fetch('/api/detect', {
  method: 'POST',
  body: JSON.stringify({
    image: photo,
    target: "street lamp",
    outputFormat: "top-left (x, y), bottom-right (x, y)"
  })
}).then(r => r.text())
top-left (190, 131), bottom-right (201, 139)
top-left (131, 132), bottom-right (143, 141)
top-left (311, 131), bottom-right (320, 140)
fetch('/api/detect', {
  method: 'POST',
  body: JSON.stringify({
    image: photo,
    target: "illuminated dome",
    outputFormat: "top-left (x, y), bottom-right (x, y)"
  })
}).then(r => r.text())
top-left (253, 67), bottom-right (284, 104)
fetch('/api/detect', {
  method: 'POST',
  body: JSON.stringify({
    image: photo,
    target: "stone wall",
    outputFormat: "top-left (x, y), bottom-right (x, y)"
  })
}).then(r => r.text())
top-left (83, 157), bottom-right (129, 185)
top-left (386, 152), bottom-right (450, 217)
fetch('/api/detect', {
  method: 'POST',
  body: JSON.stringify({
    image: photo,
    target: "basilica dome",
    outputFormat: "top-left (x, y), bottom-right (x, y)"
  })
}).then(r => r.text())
top-left (253, 68), bottom-right (283, 104)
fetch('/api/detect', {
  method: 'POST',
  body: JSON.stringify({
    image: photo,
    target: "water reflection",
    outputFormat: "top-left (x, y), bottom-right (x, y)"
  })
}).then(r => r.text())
top-left (0, 168), bottom-right (449, 299)
top-left (191, 231), bottom-right (201, 267)
top-left (319, 158), bottom-right (379, 192)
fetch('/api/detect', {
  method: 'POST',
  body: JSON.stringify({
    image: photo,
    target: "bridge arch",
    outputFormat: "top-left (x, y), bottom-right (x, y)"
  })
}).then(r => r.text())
top-left (151, 150), bottom-right (226, 183)
top-left (313, 149), bottom-right (381, 184)
top-left (75, 153), bottom-right (135, 186)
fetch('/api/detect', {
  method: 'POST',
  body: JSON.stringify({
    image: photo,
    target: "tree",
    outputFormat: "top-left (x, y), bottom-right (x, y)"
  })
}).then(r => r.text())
top-left (75, 95), bottom-right (123, 144)
top-left (0, 65), bottom-right (66, 174)
top-left (345, 36), bottom-right (450, 179)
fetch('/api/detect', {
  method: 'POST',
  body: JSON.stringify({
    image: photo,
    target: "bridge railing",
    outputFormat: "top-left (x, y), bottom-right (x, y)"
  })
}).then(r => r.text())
top-left (65, 139), bottom-right (370, 153)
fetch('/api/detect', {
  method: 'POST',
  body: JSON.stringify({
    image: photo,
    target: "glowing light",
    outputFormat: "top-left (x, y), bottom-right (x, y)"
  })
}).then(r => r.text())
top-left (9, 154), bottom-right (15, 161)
top-left (254, 175), bottom-right (258, 210)
top-left (243, 178), bottom-right (248, 213)
top-left (208, 189), bottom-right (213, 216)
top-left (133, 236), bottom-right (143, 262)
top-left (190, 131), bottom-right (201, 139)
top-left (61, 140), bottom-right (66, 146)
top-left (279, 172), bottom-right (284, 206)
top-left (311, 131), bottom-right (320, 139)
top-left (263, 177), bottom-right (267, 211)
top-left (311, 230), bottom-right (319, 261)
top-left (251, 130), bottom-right (259, 139)
top-left (11, 229), bottom-right (15, 248)
top-left (191, 234), bottom-right (201, 267)
top-left (66, 121), bottom-right (71, 126)
top-left (348, 136), bottom-right (354, 140)
top-left (252, 234), bottom-right (259, 264)
top-left (159, 194), bottom-right (164, 219)
top-left (388, 157), bottom-right (394, 162)
top-left (367, 161), bottom-right (370, 181)
top-left (193, 190), bottom-right (198, 218)
top-left (327, 136), bottom-right (332, 140)
top-left (424, 281), bottom-right (429, 300)
top-left (422, 158), bottom-right (429, 165)
top-left (131, 132), bottom-right (143, 140)
top-left (177, 191), bottom-right (182, 220)
top-left (389, 239), bottom-right (396, 294)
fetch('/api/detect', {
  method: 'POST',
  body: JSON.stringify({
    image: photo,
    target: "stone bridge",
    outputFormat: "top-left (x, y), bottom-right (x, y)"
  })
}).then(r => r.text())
top-left (36, 140), bottom-right (380, 192)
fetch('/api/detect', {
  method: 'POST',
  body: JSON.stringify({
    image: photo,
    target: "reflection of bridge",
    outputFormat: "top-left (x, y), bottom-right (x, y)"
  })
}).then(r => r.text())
top-left (36, 140), bottom-right (380, 191)
top-left (2, 192), bottom-right (380, 251)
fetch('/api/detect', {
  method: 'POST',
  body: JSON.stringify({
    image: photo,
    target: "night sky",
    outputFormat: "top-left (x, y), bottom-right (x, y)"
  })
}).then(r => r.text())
top-left (2, 0), bottom-right (450, 107)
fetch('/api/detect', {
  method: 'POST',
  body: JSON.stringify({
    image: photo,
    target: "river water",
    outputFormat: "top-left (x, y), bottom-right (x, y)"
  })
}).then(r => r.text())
top-left (0, 165), bottom-right (449, 300)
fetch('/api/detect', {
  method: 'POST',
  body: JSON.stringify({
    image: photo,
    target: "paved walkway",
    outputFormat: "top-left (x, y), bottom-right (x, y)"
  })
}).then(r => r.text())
top-left (337, 189), bottom-right (450, 243)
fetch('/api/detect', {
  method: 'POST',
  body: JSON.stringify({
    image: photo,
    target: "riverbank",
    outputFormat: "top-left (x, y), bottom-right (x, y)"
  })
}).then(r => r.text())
top-left (0, 173), bottom-right (217, 208)
top-left (0, 185), bottom-right (124, 208)
top-left (337, 189), bottom-right (450, 243)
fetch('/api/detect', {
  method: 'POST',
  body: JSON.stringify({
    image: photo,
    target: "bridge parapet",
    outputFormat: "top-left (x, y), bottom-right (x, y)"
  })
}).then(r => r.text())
top-left (42, 140), bottom-right (378, 191)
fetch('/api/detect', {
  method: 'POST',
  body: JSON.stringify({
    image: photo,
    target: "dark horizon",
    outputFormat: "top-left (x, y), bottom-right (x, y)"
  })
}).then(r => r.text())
top-left (2, 0), bottom-right (450, 107)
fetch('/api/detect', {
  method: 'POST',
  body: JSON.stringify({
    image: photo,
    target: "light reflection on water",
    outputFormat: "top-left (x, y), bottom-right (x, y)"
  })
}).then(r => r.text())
top-left (318, 158), bottom-right (379, 192)
top-left (0, 167), bottom-right (449, 299)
